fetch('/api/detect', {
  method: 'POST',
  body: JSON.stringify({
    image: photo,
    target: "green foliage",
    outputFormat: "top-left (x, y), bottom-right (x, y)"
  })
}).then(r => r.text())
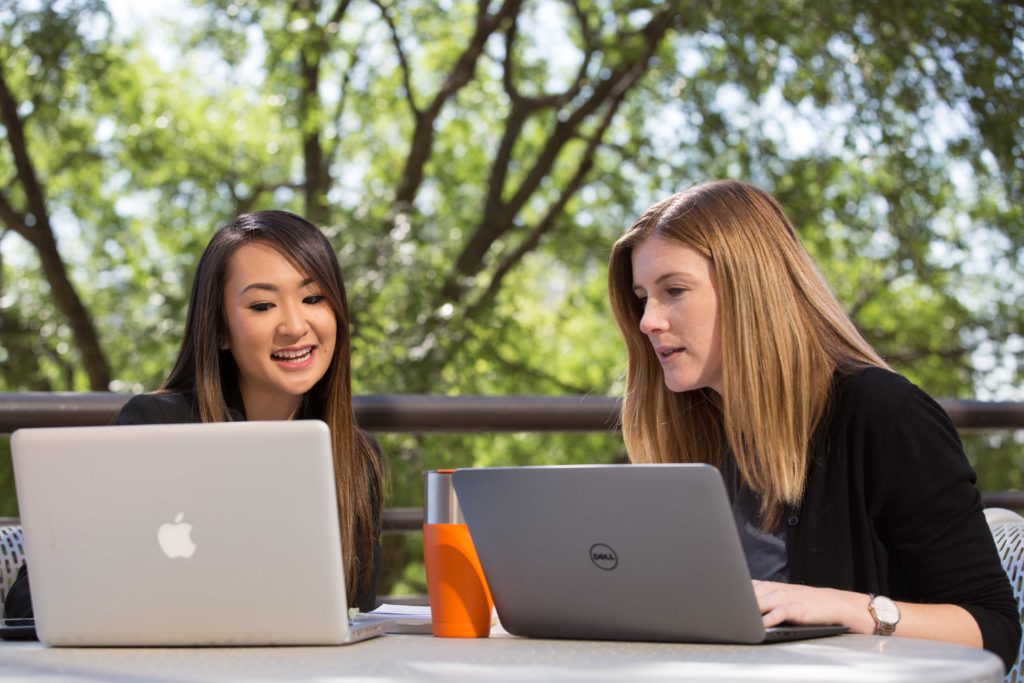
top-left (1, 0), bottom-right (1023, 592)
top-left (0, 437), bottom-right (14, 518)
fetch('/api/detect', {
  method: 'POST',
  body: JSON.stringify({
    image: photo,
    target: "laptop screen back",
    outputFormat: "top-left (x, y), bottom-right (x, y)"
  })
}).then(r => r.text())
top-left (12, 420), bottom-right (352, 646)
top-left (453, 464), bottom-right (770, 644)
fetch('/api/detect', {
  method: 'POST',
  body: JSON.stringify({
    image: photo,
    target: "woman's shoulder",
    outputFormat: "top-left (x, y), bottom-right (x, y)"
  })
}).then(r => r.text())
top-left (828, 365), bottom-right (952, 434)
top-left (114, 392), bottom-right (199, 425)
top-left (835, 365), bottom-right (913, 394)
top-left (832, 366), bottom-right (920, 410)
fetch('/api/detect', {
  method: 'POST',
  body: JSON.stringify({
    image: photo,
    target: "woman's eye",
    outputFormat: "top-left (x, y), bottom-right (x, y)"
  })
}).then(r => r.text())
top-left (667, 287), bottom-right (687, 297)
top-left (249, 302), bottom-right (273, 312)
top-left (304, 294), bottom-right (325, 305)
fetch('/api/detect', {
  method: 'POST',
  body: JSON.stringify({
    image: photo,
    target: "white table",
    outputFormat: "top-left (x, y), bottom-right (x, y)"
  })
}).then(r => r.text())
top-left (0, 633), bottom-right (1006, 682)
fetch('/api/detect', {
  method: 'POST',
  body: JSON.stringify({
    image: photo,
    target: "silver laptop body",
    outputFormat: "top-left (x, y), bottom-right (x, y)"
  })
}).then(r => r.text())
top-left (452, 464), bottom-right (845, 644)
top-left (11, 420), bottom-right (384, 646)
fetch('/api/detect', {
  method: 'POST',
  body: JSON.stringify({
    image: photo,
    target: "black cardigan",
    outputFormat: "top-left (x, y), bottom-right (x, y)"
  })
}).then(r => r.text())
top-left (4, 392), bottom-right (383, 618)
top-left (787, 367), bottom-right (1020, 671)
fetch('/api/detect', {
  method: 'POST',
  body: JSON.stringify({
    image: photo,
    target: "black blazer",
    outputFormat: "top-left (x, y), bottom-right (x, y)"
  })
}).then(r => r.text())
top-left (787, 368), bottom-right (1021, 671)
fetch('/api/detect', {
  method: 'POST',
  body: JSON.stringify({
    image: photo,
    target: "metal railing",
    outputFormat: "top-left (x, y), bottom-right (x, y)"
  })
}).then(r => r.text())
top-left (0, 393), bottom-right (625, 433)
top-left (2, 392), bottom-right (1023, 528)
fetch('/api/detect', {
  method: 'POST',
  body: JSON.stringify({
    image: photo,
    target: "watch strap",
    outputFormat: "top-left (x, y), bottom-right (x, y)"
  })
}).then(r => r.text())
top-left (875, 619), bottom-right (896, 636)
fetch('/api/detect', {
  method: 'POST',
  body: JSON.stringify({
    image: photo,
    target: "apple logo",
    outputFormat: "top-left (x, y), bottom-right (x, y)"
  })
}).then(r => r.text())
top-left (158, 513), bottom-right (197, 558)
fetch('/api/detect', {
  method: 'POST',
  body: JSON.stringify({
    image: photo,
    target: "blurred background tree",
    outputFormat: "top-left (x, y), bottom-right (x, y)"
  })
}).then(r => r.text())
top-left (1, 0), bottom-right (1022, 593)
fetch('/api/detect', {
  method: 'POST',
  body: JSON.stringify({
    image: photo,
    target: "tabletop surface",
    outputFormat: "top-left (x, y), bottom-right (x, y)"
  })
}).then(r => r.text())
top-left (0, 632), bottom-right (1006, 683)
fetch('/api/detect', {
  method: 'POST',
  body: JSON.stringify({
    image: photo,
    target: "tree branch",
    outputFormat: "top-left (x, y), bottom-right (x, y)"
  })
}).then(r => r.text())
top-left (0, 61), bottom-right (48, 236)
top-left (370, 0), bottom-right (419, 115)
top-left (503, 34), bottom-right (665, 219)
top-left (0, 59), bottom-right (111, 389)
top-left (441, 7), bottom-right (676, 302)
top-left (393, 0), bottom-right (525, 211)
top-left (325, 45), bottom-right (362, 166)
top-left (301, 48), bottom-right (328, 223)
top-left (490, 345), bottom-right (598, 395)
top-left (0, 190), bottom-right (29, 243)
top-left (503, 0), bottom-right (595, 109)
top-left (481, 99), bottom-right (530, 227)
top-left (327, 0), bottom-right (354, 26)
top-left (469, 90), bottom-right (624, 317)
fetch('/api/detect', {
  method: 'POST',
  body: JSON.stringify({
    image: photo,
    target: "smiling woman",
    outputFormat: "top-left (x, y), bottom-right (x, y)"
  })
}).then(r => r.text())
top-left (3, 211), bottom-right (385, 619)
top-left (220, 241), bottom-right (338, 420)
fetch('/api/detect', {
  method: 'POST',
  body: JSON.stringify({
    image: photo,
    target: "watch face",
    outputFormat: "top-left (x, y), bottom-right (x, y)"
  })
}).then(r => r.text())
top-left (872, 596), bottom-right (900, 623)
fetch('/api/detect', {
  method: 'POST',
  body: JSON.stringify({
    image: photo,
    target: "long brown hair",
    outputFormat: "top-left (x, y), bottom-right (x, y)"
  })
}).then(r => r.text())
top-left (163, 210), bottom-right (384, 604)
top-left (608, 180), bottom-right (886, 529)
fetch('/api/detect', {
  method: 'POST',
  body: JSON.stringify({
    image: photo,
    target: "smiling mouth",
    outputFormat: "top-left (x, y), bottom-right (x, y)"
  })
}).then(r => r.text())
top-left (271, 347), bottom-right (314, 362)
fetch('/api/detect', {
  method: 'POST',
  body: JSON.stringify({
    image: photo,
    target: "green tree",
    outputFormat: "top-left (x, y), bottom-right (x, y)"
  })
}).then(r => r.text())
top-left (1, 0), bottom-right (1022, 593)
top-left (0, 0), bottom-right (115, 389)
top-left (4, 1), bottom-right (1021, 399)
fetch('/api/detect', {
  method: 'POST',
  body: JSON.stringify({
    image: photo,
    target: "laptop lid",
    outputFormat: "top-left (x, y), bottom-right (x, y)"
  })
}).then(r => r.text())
top-left (11, 420), bottom-right (361, 647)
top-left (453, 464), bottom-right (842, 644)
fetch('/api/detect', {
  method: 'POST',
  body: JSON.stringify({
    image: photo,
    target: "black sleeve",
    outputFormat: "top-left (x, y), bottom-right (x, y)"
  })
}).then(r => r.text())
top-left (353, 541), bottom-right (382, 613)
top-left (866, 374), bottom-right (1021, 671)
top-left (113, 393), bottom-right (197, 425)
top-left (2, 563), bottom-right (32, 619)
top-left (351, 433), bottom-right (385, 612)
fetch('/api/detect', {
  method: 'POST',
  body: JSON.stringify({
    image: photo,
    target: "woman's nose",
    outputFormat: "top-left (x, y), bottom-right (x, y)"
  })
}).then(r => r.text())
top-left (277, 305), bottom-right (309, 339)
top-left (638, 301), bottom-right (666, 334)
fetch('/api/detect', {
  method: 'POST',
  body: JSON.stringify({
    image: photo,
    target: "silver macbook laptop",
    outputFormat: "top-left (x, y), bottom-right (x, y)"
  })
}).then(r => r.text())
top-left (452, 464), bottom-right (846, 644)
top-left (10, 420), bottom-right (386, 647)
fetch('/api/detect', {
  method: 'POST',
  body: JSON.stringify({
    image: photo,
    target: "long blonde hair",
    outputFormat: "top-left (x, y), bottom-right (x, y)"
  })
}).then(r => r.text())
top-left (608, 180), bottom-right (886, 529)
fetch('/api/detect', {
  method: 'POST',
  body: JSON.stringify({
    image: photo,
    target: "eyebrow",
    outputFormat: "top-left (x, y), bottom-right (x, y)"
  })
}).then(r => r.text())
top-left (632, 272), bottom-right (692, 292)
top-left (239, 278), bottom-right (316, 295)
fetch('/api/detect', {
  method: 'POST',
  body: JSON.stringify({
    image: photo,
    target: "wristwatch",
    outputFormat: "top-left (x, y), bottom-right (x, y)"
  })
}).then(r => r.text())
top-left (868, 594), bottom-right (900, 636)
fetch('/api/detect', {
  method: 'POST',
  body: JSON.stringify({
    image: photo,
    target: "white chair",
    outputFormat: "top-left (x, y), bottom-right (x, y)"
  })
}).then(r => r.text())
top-left (0, 525), bottom-right (25, 614)
top-left (986, 509), bottom-right (1024, 682)
top-left (986, 508), bottom-right (1024, 527)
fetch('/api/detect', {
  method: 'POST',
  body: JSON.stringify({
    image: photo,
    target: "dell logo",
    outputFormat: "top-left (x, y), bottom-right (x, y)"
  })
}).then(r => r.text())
top-left (589, 543), bottom-right (618, 571)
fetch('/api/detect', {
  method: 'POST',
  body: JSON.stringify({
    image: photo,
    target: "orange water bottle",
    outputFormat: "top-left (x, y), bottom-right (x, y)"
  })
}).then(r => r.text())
top-left (423, 469), bottom-right (493, 637)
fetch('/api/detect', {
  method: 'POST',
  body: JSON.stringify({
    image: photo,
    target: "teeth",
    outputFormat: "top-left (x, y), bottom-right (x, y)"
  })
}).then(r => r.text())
top-left (272, 348), bottom-right (312, 361)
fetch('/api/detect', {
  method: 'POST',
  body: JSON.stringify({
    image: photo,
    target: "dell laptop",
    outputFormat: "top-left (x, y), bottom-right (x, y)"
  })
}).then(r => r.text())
top-left (452, 464), bottom-right (846, 644)
top-left (10, 420), bottom-right (387, 646)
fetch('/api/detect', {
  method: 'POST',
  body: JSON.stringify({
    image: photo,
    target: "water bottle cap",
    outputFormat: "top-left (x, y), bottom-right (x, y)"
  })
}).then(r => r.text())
top-left (423, 469), bottom-right (464, 524)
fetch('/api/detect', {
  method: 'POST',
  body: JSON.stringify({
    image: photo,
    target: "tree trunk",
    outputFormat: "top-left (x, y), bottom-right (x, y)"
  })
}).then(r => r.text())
top-left (0, 63), bottom-right (112, 390)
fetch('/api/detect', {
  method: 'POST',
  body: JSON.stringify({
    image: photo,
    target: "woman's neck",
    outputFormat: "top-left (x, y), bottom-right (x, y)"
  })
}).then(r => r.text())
top-left (239, 390), bottom-right (302, 421)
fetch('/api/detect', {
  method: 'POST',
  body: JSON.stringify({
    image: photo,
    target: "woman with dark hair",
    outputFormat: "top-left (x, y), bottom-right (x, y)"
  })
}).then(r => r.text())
top-left (607, 180), bottom-right (1020, 670)
top-left (5, 210), bottom-right (384, 618)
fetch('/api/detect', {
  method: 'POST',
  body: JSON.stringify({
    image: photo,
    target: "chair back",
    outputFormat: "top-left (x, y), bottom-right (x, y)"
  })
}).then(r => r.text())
top-left (987, 509), bottom-right (1024, 682)
top-left (0, 525), bottom-right (25, 613)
